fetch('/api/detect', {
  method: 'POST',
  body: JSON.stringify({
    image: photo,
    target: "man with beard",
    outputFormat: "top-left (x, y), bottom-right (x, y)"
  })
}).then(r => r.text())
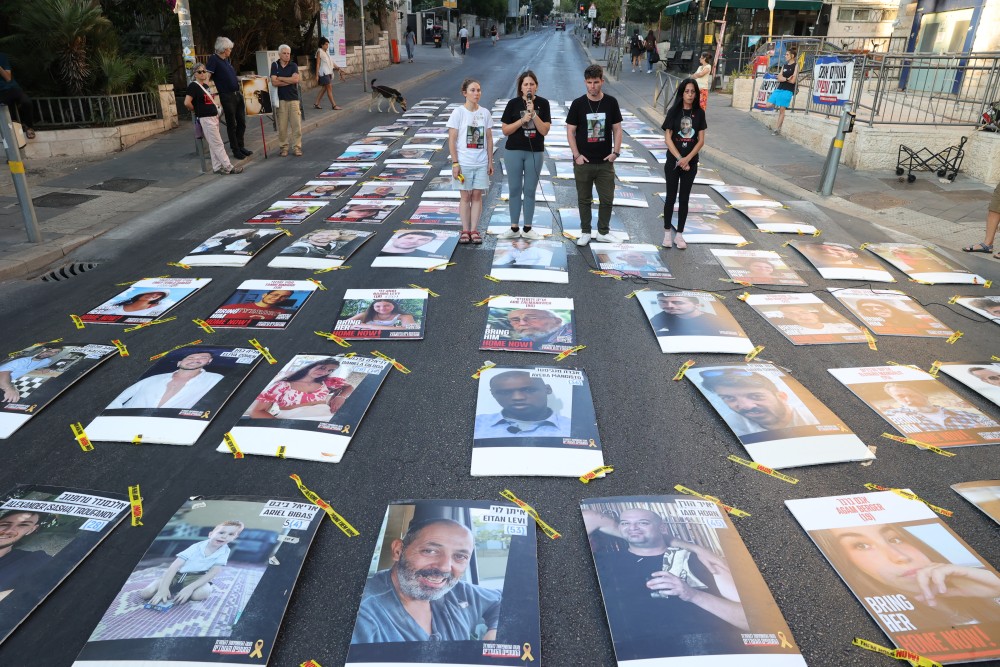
top-left (649, 294), bottom-right (734, 337)
top-left (583, 506), bottom-right (747, 660)
top-left (474, 370), bottom-right (571, 438)
top-left (107, 351), bottom-right (224, 410)
top-left (0, 510), bottom-right (52, 601)
top-left (504, 308), bottom-right (573, 350)
top-left (701, 369), bottom-right (818, 436)
top-left (351, 518), bottom-right (501, 643)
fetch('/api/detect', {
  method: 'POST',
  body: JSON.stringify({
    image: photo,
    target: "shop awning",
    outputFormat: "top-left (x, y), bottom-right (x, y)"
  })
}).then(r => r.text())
top-left (663, 0), bottom-right (692, 16)
top-left (709, 0), bottom-right (822, 9)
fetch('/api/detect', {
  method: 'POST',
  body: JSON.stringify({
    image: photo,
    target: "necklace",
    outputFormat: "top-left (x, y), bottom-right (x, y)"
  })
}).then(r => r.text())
top-left (587, 96), bottom-right (602, 114)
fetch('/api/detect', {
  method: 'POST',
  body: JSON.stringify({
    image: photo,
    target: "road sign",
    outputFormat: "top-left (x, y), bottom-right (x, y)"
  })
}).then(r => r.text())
top-left (588, 4), bottom-right (597, 17)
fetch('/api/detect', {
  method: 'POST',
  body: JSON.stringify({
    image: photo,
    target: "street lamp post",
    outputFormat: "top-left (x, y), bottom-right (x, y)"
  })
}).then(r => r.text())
top-left (361, 0), bottom-right (369, 92)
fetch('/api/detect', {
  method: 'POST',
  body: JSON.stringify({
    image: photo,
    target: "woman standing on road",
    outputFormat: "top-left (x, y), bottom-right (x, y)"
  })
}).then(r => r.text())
top-left (184, 66), bottom-right (243, 174)
top-left (447, 78), bottom-right (493, 244)
top-left (314, 37), bottom-right (343, 110)
top-left (661, 78), bottom-right (706, 249)
top-left (692, 52), bottom-right (713, 110)
top-left (500, 71), bottom-right (551, 240)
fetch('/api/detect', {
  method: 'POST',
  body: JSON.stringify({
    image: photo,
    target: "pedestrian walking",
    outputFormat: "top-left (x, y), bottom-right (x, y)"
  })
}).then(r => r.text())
top-left (500, 71), bottom-right (551, 239)
top-left (313, 38), bottom-right (343, 110)
top-left (185, 66), bottom-right (243, 174)
top-left (459, 25), bottom-right (470, 55)
top-left (206, 37), bottom-right (251, 160)
top-left (447, 78), bottom-right (493, 244)
top-left (963, 182), bottom-right (1000, 259)
top-left (629, 30), bottom-right (644, 72)
top-left (645, 30), bottom-right (657, 73)
top-left (405, 28), bottom-right (417, 62)
top-left (661, 78), bottom-right (706, 249)
top-left (270, 44), bottom-right (302, 157)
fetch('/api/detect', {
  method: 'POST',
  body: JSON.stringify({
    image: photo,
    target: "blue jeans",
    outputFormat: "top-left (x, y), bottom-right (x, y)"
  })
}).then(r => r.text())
top-left (505, 149), bottom-right (543, 227)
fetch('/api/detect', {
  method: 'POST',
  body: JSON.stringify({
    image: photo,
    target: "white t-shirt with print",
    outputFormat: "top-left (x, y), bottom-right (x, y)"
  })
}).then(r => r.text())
top-left (176, 539), bottom-right (231, 573)
top-left (446, 105), bottom-right (490, 167)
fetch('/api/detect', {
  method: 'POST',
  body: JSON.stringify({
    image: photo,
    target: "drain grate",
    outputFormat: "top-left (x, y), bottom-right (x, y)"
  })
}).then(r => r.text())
top-left (89, 177), bottom-right (155, 193)
top-left (32, 192), bottom-right (100, 208)
top-left (36, 261), bottom-right (101, 282)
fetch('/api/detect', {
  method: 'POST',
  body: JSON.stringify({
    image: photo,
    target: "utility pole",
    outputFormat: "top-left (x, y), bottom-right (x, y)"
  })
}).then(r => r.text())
top-left (0, 106), bottom-right (42, 243)
top-left (361, 0), bottom-right (369, 92)
top-left (174, 0), bottom-right (197, 83)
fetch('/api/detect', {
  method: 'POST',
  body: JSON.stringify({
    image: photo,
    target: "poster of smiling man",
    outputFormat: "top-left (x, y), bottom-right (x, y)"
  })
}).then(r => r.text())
top-left (481, 296), bottom-right (576, 354)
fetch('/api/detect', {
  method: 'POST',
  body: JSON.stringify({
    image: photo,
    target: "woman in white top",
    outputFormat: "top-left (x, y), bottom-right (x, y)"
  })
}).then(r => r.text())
top-left (692, 52), bottom-right (713, 111)
top-left (313, 37), bottom-right (343, 110)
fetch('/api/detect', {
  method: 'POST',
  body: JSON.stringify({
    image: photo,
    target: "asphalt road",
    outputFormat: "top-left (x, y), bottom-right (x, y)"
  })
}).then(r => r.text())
top-left (1, 28), bottom-right (999, 667)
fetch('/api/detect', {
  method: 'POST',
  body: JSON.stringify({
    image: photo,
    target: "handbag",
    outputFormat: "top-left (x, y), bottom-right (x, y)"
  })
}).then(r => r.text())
top-left (650, 50), bottom-right (660, 64)
top-left (193, 117), bottom-right (204, 139)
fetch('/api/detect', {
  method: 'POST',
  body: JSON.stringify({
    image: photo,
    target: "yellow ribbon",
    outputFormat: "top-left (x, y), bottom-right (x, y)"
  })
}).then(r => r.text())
top-left (812, 229), bottom-right (822, 237)
top-left (727, 455), bottom-right (799, 484)
top-left (579, 465), bottom-right (614, 484)
top-left (735, 240), bottom-right (752, 247)
top-left (408, 284), bottom-right (439, 296)
top-left (128, 484), bottom-right (143, 526)
top-left (777, 631), bottom-right (793, 649)
top-left (863, 328), bottom-right (877, 350)
top-left (473, 294), bottom-right (508, 306)
top-left (880, 433), bottom-right (956, 457)
top-left (249, 339), bottom-right (277, 364)
top-left (500, 490), bottom-right (561, 539)
top-left (247, 639), bottom-right (264, 659)
top-left (71, 422), bottom-right (93, 452)
top-left (372, 350), bottom-right (411, 374)
top-left (314, 331), bottom-right (352, 347)
top-left (424, 261), bottom-right (455, 272)
top-left (70, 314), bottom-right (85, 329)
top-left (553, 345), bottom-right (585, 361)
top-left (744, 345), bottom-right (764, 362)
top-left (472, 361), bottom-right (496, 379)
top-left (672, 359), bottom-right (695, 381)
top-left (928, 360), bottom-right (941, 377)
top-left (149, 339), bottom-right (203, 361)
top-left (852, 637), bottom-right (942, 667)
top-left (864, 484), bottom-right (953, 517)
top-left (307, 278), bottom-right (327, 290)
top-left (111, 339), bottom-right (129, 357)
top-left (166, 262), bottom-right (190, 269)
top-left (484, 274), bottom-right (501, 282)
top-left (625, 288), bottom-right (648, 299)
top-left (123, 316), bottom-right (176, 332)
top-left (289, 474), bottom-right (359, 536)
top-left (521, 643), bottom-right (534, 662)
top-left (948, 295), bottom-right (959, 304)
top-left (223, 432), bottom-right (244, 459)
top-left (276, 445), bottom-right (286, 459)
top-left (313, 265), bottom-right (351, 274)
top-left (132, 434), bottom-right (142, 445)
top-left (192, 318), bottom-right (216, 333)
top-left (674, 484), bottom-right (751, 517)
top-left (946, 331), bottom-right (963, 344)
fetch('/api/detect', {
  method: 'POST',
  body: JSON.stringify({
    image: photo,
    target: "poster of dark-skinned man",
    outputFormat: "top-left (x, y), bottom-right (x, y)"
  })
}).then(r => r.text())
top-left (480, 296), bottom-right (576, 354)
top-left (0, 485), bottom-right (130, 645)
top-left (865, 243), bottom-right (987, 285)
top-left (582, 495), bottom-right (806, 666)
top-left (333, 289), bottom-right (428, 340)
top-left (472, 366), bottom-right (604, 477)
top-left (688, 363), bottom-right (875, 468)
top-left (787, 490), bottom-right (1000, 664)
top-left (84, 346), bottom-right (263, 446)
top-left (346, 499), bottom-right (541, 667)
top-left (73, 496), bottom-right (322, 666)
top-left (636, 291), bottom-right (754, 354)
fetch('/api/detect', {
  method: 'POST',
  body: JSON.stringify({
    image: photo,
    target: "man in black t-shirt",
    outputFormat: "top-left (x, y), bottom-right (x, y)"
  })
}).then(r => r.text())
top-left (566, 65), bottom-right (623, 247)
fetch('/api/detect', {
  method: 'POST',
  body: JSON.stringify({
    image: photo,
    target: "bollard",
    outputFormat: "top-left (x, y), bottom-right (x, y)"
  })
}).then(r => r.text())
top-left (818, 108), bottom-right (856, 196)
top-left (0, 104), bottom-right (42, 243)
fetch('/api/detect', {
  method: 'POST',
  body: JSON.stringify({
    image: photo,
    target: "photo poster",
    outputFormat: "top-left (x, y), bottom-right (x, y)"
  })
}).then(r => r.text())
top-left (594, 183), bottom-right (650, 208)
top-left (318, 162), bottom-right (376, 180)
top-left (866, 243), bottom-right (987, 285)
top-left (491, 239), bottom-right (569, 284)
top-left (246, 200), bottom-right (324, 225)
top-left (546, 145), bottom-right (574, 161)
top-left (345, 499), bottom-right (541, 667)
top-left (204, 279), bottom-right (317, 330)
top-left (406, 200), bottom-right (462, 226)
top-left (554, 160), bottom-right (577, 180)
top-left (180, 229), bottom-right (285, 267)
top-left (354, 180), bottom-right (413, 200)
top-left (386, 146), bottom-right (438, 163)
top-left (412, 125), bottom-right (450, 139)
top-left (268, 228), bottom-right (374, 271)
top-left (326, 199), bottom-right (403, 224)
top-left (372, 165), bottom-right (432, 182)
top-left (320, 0), bottom-right (347, 67)
top-left (669, 193), bottom-right (723, 214)
top-left (828, 288), bottom-right (954, 338)
top-left (332, 288), bottom-right (427, 340)
top-left (220, 353), bottom-right (391, 462)
top-left (812, 56), bottom-right (854, 106)
top-left (591, 242), bottom-right (672, 279)
top-left (371, 229), bottom-right (460, 270)
top-left (472, 366), bottom-right (604, 477)
top-left (481, 296), bottom-right (576, 355)
top-left (72, 496), bottom-right (323, 667)
top-left (636, 291), bottom-right (754, 355)
top-left (335, 145), bottom-right (389, 162)
top-left (581, 495), bottom-right (806, 667)
top-left (712, 185), bottom-right (782, 209)
top-left (937, 361), bottom-right (1000, 408)
top-left (669, 213), bottom-right (746, 245)
top-left (693, 168), bottom-right (725, 186)
top-left (955, 295), bottom-right (1000, 324)
top-left (789, 241), bottom-right (894, 282)
top-left (0, 343), bottom-right (118, 439)
top-left (752, 74), bottom-right (779, 111)
top-left (828, 365), bottom-right (1000, 448)
top-left (422, 176), bottom-right (462, 199)
top-left (288, 180), bottom-right (355, 200)
top-left (81, 278), bottom-right (212, 326)
top-left (951, 480), bottom-right (1000, 525)
top-left (616, 164), bottom-right (665, 184)
top-left (240, 77), bottom-right (272, 116)
top-left (356, 135), bottom-right (399, 146)
top-left (486, 206), bottom-right (555, 237)
top-left (499, 159), bottom-right (551, 177)
top-left (0, 484), bottom-right (130, 645)
top-left (500, 180), bottom-right (557, 203)
top-left (368, 124), bottom-right (408, 136)
top-left (744, 293), bottom-right (867, 346)
top-left (711, 249), bottom-right (807, 286)
top-left (786, 490), bottom-right (1000, 664)
top-left (558, 207), bottom-right (629, 240)
top-left (733, 206), bottom-right (817, 234)
top-left (687, 363), bottom-right (875, 468)
top-left (84, 346), bottom-right (262, 446)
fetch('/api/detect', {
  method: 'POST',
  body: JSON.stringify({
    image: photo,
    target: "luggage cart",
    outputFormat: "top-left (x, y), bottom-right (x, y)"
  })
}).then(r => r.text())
top-left (895, 136), bottom-right (967, 183)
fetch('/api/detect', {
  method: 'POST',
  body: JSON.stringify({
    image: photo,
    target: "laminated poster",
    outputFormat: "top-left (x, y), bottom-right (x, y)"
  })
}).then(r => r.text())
top-left (385, 146), bottom-right (438, 163)
top-left (491, 238), bottom-right (568, 284)
top-left (733, 206), bottom-right (817, 235)
top-left (582, 495), bottom-right (806, 666)
top-left (688, 363), bottom-right (875, 468)
top-left (402, 136), bottom-right (444, 148)
top-left (422, 176), bottom-right (462, 199)
top-left (204, 279), bottom-right (317, 330)
top-left (951, 481), bottom-right (1000, 525)
top-left (636, 291), bottom-right (754, 354)
top-left (486, 206), bottom-right (555, 237)
top-left (866, 243), bottom-right (987, 285)
top-left (0, 342), bottom-right (117, 439)
top-left (693, 168), bottom-right (725, 185)
top-left (221, 353), bottom-right (391, 462)
top-left (591, 242), bottom-right (672, 279)
top-left (744, 293), bottom-right (867, 345)
top-left (829, 365), bottom-right (1000, 448)
top-left (712, 185), bottom-right (782, 208)
top-left (355, 135), bottom-right (399, 146)
top-left (786, 490), bottom-right (1000, 664)
top-left (326, 199), bottom-right (403, 224)
top-left (406, 200), bottom-right (462, 226)
top-left (318, 162), bottom-right (376, 180)
top-left (85, 345), bottom-right (262, 446)
top-left (711, 249), bottom-right (807, 286)
top-left (666, 192), bottom-right (723, 214)
top-left (936, 361), bottom-right (1000, 408)
top-left (180, 229), bottom-right (285, 267)
top-left (481, 296), bottom-right (577, 354)
top-left (954, 295), bottom-right (1000, 324)
top-left (267, 228), bottom-right (375, 271)
top-left (500, 180), bottom-right (557, 203)
top-left (371, 230), bottom-right (460, 270)
top-left (668, 213), bottom-right (746, 245)
top-left (615, 164), bottom-right (665, 184)
top-left (287, 180), bottom-right (354, 200)
top-left (246, 201), bottom-right (324, 225)
top-left (829, 288), bottom-right (953, 338)
top-left (789, 241), bottom-right (894, 282)
top-left (372, 165), bottom-right (432, 181)
top-left (73, 496), bottom-right (323, 666)
top-left (558, 207), bottom-right (630, 240)
top-left (594, 183), bottom-right (650, 208)
top-left (471, 365), bottom-right (604, 477)
top-left (81, 278), bottom-right (212, 326)
top-left (0, 484), bottom-right (130, 645)
top-left (354, 181), bottom-right (413, 199)
top-left (412, 125), bottom-right (450, 138)
top-left (346, 499), bottom-right (540, 667)
top-left (332, 288), bottom-right (428, 340)
top-left (335, 145), bottom-right (389, 162)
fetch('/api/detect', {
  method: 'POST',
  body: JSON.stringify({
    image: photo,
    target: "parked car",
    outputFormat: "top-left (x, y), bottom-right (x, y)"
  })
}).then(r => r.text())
top-left (556, 19), bottom-right (566, 30)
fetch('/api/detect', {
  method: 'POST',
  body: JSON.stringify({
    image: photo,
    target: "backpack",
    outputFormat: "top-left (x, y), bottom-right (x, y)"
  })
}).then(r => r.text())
top-left (631, 35), bottom-right (642, 50)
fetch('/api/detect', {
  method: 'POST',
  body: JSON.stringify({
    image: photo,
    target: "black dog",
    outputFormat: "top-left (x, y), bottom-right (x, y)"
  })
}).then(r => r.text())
top-left (369, 79), bottom-right (407, 113)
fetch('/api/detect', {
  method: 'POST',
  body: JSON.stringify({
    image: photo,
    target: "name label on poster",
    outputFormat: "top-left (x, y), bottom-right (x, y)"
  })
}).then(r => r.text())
top-left (485, 505), bottom-right (530, 535)
top-left (2, 493), bottom-right (130, 520)
top-left (259, 499), bottom-right (321, 520)
top-left (529, 368), bottom-right (584, 384)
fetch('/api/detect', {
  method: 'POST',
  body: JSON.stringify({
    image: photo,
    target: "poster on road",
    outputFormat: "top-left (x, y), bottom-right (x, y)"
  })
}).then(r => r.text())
top-left (744, 293), bottom-right (867, 346)
top-left (332, 288), bottom-right (427, 340)
top-left (866, 243), bottom-right (987, 284)
top-left (636, 290), bottom-right (753, 355)
top-left (481, 296), bottom-right (577, 355)
top-left (204, 279), bottom-right (317, 330)
top-left (81, 278), bottom-right (211, 326)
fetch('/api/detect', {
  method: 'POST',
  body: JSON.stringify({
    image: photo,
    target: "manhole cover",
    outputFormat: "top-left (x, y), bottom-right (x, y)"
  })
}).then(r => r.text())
top-left (88, 177), bottom-right (154, 193)
top-left (32, 192), bottom-right (100, 208)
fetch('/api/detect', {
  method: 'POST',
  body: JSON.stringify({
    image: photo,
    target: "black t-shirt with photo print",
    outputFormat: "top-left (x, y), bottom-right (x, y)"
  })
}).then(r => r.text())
top-left (661, 106), bottom-right (707, 165)
top-left (501, 95), bottom-right (552, 152)
top-left (567, 93), bottom-right (623, 163)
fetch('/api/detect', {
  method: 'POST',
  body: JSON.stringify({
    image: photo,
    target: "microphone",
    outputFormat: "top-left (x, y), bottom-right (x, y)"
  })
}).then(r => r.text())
top-left (526, 92), bottom-right (533, 102)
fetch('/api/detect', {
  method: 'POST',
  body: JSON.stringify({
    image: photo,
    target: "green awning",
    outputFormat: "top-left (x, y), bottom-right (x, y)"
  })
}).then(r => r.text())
top-left (709, 0), bottom-right (821, 9)
top-left (663, 0), bottom-right (692, 16)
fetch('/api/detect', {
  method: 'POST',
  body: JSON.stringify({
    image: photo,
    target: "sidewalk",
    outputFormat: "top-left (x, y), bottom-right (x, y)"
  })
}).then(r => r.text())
top-left (0, 44), bottom-right (460, 282)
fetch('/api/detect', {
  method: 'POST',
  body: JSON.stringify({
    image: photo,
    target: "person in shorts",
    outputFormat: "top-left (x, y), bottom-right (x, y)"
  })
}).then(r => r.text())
top-left (447, 78), bottom-right (493, 244)
top-left (763, 47), bottom-right (798, 136)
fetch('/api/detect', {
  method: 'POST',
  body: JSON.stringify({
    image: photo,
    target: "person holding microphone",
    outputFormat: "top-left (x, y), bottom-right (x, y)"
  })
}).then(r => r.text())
top-left (500, 71), bottom-right (551, 240)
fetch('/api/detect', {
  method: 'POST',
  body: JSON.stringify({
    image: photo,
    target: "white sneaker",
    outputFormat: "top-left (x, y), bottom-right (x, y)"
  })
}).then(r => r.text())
top-left (576, 233), bottom-right (592, 246)
top-left (521, 229), bottom-right (543, 240)
top-left (498, 228), bottom-right (520, 239)
top-left (631, 68), bottom-right (636, 73)
top-left (595, 233), bottom-right (618, 243)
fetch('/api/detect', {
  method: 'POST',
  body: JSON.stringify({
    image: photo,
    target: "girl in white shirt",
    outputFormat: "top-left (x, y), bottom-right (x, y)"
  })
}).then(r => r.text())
top-left (447, 78), bottom-right (494, 244)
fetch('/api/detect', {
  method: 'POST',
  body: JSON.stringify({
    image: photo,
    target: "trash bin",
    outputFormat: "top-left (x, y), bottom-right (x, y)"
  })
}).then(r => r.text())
top-left (390, 39), bottom-right (401, 64)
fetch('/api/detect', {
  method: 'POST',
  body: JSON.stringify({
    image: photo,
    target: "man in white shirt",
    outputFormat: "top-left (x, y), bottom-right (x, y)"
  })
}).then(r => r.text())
top-left (0, 345), bottom-right (63, 403)
top-left (459, 26), bottom-right (469, 54)
top-left (108, 351), bottom-right (223, 410)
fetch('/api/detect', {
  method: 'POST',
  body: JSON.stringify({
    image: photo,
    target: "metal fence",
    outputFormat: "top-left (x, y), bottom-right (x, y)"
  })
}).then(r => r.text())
top-left (33, 92), bottom-right (161, 128)
top-left (733, 34), bottom-right (910, 74)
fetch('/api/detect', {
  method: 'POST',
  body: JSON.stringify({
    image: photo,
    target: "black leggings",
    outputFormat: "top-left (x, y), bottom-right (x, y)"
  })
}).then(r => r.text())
top-left (662, 160), bottom-right (698, 232)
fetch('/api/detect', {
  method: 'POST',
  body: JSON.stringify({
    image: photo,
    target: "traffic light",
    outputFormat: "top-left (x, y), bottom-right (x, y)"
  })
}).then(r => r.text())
top-left (579, 3), bottom-right (585, 15)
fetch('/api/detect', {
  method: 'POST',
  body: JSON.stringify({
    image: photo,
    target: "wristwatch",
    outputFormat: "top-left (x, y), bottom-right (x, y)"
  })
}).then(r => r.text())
top-left (612, 151), bottom-right (620, 157)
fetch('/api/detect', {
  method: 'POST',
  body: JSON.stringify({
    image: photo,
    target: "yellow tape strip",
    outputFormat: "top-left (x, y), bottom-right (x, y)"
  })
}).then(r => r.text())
top-left (781, 241), bottom-right (792, 248)
top-left (115, 275), bottom-right (171, 286)
top-left (625, 288), bottom-right (648, 299)
top-left (372, 350), bottom-right (411, 374)
top-left (71, 314), bottom-right (85, 329)
top-left (579, 465), bottom-right (614, 484)
top-left (589, 269), bottom-right (624, 280)
top-left (674, 484), bottom-right (751, 517)
top-left (8, 160), bottom-right (25, 174)
top-left (473, 294), bottom-right (508, 307)
top-left (288, 474), bottom-right (359, 537)
top-left (276, 445), bottom-right (286, 459)
top-left (864, 328), bottom-right (877, 351)
top-left (300, 661), bottom-right (323, 667)
top-left (909, 278), bottom-right (935, 285)
top-left (132, 434), bottom-right (142, 445)
top-left (408, 284), bottom-right (440, 297)
top-left (673, 359), bottom-right (695, 381)
top-left (727, 455), bottom-right (799, 484)
top-left (275, 226), bottom-right (293, 236)
top-left (111, 339), bottom-right (128, 357)
top-left (314, 331), bottom-right (352, 347)
top-left (852, 637), bottom-right (942, 667)
top-left (984, 279), bottom-right (993, 288)
top-left (735, 240), bottom-right (752, 247)
top-left (313, 265), bottom-right (351, 274)
top-left (554, 345), bottom-right (585, 361)
top-left (928, 360), bottom-right (941, 377)
top-left (128, 484), bottom-right (143, 526)
top-left (947, 295), bottom-right (960, 304)
top-left (223, 432), bottom-right (244, 459)
top-left (744, 345), bottom-right (764, 362)
top-left (500, 490), bottom-right (561, 539)
top-left (248, 339), bottom-right (277, 364)
top-left (8, 338), bottom-right (65, 358)
top-left (166, 262), bottom-right (190, 270)
top-left (863, 484), bottom-right (953, 517)
top-left (123, 316), bottom-right (176, 333)
top-left (812, 229), bottom-right (822, 237)
top-left (737, 291), bottom-right (750, 302)
top-left (880, 432), bottom-right (956, 457)
top-left (993, 355), bottom-right (1000, 362)
top-left (307, 278), bottom-right (327, 291)
top-left (71, 422), bottom-right (93, 452)
top-left (484, 274), bottom-right (501, 282)
top-left (424, 261), bottom-right (456, 272)
top-left (472, 361), bottom-right (496, 379)
top-left (149, 339), bottom-right (203, 361)
top-left (946, 331), bottom-right (963, 344)
top-left (192, 318), bottom-right (215, 333)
